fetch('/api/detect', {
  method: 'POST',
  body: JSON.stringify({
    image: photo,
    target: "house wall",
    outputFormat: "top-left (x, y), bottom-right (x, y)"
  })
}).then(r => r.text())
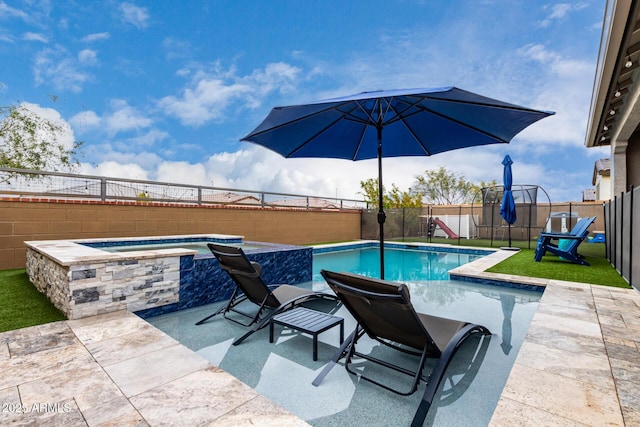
top-left (627, 134), bottom-right (640, 190)
top-left (596, 175), bottom-right (611, 200)
top-left (0, 198), bottom-right (361, 270)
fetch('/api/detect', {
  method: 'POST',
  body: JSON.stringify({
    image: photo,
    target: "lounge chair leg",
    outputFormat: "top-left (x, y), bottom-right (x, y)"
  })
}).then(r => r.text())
top-left (195, 305), bottom-right (227, 325)
top-left (232, 323), bottom-right (261, 345)
top-left (410, 325), bottom-right (491, 427)
top-left (232, 312), bottom-right (273, 345)
top-left (312, 329), bottom-right (358, 387)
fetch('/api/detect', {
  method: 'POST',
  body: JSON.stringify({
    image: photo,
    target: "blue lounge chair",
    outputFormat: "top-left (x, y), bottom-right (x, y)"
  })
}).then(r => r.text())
top-left (534, 216), bottom-right (596, 266)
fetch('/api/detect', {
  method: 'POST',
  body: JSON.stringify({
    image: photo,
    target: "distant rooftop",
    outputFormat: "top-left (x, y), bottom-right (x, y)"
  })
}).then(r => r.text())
top-left (592, 158), bottom-right (611, 185)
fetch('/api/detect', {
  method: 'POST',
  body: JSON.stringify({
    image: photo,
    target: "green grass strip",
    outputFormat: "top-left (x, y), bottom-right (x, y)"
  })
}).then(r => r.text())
top-left (0, 269), bottom-right (66, 333)
top-left (486, 249), bottom-right (630, 288)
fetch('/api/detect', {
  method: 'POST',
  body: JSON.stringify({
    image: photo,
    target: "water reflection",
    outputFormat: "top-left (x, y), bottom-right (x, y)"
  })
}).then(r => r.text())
top-left (418, 333), bottom-right (491, 425)
top-left (499, 294), bottom-right (515, 354)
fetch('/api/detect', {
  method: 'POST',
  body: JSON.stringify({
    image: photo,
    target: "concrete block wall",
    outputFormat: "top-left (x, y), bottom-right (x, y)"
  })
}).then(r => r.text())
top-left (0, 198), bottom-right (361, 270)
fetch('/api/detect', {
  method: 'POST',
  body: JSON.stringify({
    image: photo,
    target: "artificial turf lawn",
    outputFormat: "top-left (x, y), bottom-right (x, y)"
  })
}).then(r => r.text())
top-left (486, 248), bottom-right (630, 288)
top-left (401, 238), bottom-right (630, 288)
top-left (0, 269), bottom-right (66, 333)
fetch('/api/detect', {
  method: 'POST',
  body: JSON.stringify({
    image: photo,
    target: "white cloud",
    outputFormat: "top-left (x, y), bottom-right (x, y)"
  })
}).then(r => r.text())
top-left (81, 32), bottom-right (110, 43)
top-left (158, 78), bottom-right (252, 126)
top-left (539, 3), bottom-right (588, 27)
top-left (512, 43), bottom-right (596, 149)
top-left (70, 99), bottom-right (153, 137)
top-left (162, 37), bottom-right (192, 60)
top-left (33, 45), bottom-right (93, 93)
top-left (128, 129), bottom-right (169, 147)
top-left (105, 100), bottom-right (153, 134)
top-left (0, 1), bottom-right (29, 21)
top-left (69, 110), bottom-right (101, 129)
top-left (155, 161), bottom-right (208, 186)
top-left (23, 32), bottom-right (48, 43)
top-left (80, 161), bottom-right (150, 180)
top-left (158, 62), bottom-right (301, 126)
top-left (78, 49), bottom-right (97, 65)
top-left (119, 2), bottom-right (149, 29)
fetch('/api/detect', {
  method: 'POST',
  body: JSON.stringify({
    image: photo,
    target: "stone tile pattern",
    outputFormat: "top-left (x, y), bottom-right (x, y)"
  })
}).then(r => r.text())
top-left (0, 311), bottom-right (308, 426)
top-left (25, 237), bottom-right (313, 320)
top-left (594, 286), bottom-right (640, 426)
top-left (25, 249), bottom-right (71, 314)
top-left (490, 280), bottom-right (640, 426)
top-left (137, 246), bottom-right (313, 318)
top-left (26, 248), bottom-right (181, 320)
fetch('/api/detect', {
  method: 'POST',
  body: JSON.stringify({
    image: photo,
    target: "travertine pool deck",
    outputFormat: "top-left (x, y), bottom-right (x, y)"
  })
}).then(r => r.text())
top-left (1, 248), bottom-right (639, 426)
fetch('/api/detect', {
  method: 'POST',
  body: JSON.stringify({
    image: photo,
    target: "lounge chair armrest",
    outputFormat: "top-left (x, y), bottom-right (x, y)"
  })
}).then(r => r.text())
top-left (542, 234), bottom-right (586, 241)
top-left (250, 261), bottom-right (262, 275)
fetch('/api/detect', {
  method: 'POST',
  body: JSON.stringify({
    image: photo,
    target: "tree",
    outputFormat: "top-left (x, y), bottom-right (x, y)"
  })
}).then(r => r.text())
top-left (358, 178), bottom-right (422, 208)
top-left (387, 183), bottom-right (422, 208)
top-left (358, 177), bottom-right (381, 207)
top-left (413, 166), bottom-right (496, 205)
top-left (0, 103), bottom-right (82, 173)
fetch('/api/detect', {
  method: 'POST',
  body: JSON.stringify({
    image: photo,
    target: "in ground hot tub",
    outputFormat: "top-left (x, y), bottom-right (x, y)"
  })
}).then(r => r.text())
top-left (25, 234), bottom-right (312, 319)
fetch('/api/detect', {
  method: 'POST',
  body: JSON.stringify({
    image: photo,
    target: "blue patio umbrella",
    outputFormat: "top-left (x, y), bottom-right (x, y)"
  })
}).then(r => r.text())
top-left (242, 87), bottom-right (553, 278)
top-left (500, 155), bottom-right (517, 248)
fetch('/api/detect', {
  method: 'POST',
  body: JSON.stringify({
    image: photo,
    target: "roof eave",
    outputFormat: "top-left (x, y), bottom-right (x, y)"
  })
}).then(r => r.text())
top-left (586, 0), bottom-right (634, 148)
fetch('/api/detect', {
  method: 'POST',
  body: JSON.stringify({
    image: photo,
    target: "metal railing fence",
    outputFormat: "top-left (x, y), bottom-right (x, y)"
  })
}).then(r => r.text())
top-left (0, 167), bottom-right (367, 210)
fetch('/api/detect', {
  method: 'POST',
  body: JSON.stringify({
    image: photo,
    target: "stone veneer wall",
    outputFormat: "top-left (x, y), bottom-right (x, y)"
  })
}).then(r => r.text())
top-left (25, 241), bottom-right (313, 320)
top-left (26, 248), bottom-right (182, 319)
top-left (136, 246), bottom-right (313, 318)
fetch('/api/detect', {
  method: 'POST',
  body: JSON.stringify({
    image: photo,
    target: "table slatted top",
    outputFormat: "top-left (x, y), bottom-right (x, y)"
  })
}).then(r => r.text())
top-left (272, 307), bottom-right (342, 333)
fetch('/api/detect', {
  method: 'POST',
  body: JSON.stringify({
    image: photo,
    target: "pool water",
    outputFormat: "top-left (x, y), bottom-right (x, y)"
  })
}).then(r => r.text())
top-left (312, 247), bottom-right (483, 282)
top-left (94, 241), bottom-right (271, 254)
top-left (148, 246), bottom-right (542, 426)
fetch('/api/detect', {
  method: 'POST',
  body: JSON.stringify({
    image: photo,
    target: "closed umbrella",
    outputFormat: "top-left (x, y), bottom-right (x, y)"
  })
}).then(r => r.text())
top-left (242, 87), bottom-right (553, 278)
top-left (499, 155), bottom-right (517, 249)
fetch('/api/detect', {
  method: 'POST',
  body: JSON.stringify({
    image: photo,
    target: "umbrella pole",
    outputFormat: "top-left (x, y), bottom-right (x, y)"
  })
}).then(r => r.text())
top-left (377, 125), bottom-right (385, 279)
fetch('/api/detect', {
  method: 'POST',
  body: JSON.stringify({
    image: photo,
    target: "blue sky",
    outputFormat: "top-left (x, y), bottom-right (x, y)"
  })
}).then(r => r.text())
top-left (1, 1), bottom-right (609, 202)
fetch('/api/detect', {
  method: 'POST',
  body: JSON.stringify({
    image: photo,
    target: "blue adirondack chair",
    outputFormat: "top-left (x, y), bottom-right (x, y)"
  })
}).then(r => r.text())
top-left (534, 216), bottom-right (596, 266)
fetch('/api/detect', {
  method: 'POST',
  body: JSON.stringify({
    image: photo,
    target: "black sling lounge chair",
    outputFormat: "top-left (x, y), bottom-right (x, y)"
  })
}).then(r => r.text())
top-left (196, 243), bottom-right (338, 345)
top-left (312, 270), bottom-right (491, 426)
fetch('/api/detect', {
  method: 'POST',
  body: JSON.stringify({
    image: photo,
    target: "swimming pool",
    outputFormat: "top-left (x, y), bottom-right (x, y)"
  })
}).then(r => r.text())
top-left (311, 245), bottom-right (484, 282)
top-left (80, 237), bottom-right (272, 254)
top-left (148, 244), bottom-right (542, 426)
top-left (25, 234), bottom-right (312, 320)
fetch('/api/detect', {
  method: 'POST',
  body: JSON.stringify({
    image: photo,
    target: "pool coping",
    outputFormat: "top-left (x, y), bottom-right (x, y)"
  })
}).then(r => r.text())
top-left (465, 248), bottom-right (640, 426)
top-left (2, 243), bottom-right (639, 425)
top-left (23, 233), bottom-right (245, 266)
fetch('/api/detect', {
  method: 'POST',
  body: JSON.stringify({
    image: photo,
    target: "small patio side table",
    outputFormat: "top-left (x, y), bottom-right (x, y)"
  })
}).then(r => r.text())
top-left (269, 307), bottom-right (344, 361)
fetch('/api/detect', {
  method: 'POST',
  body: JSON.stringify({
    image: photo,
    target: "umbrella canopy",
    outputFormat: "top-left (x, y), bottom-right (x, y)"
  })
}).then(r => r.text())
top-left (500, 155), bottom-right (517, 247)
top-left (242, 87), bottom-right (554, 278)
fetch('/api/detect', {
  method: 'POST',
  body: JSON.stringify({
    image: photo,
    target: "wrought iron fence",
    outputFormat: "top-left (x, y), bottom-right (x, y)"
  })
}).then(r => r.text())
top-left (0, 167), bottom-right (367, 210)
